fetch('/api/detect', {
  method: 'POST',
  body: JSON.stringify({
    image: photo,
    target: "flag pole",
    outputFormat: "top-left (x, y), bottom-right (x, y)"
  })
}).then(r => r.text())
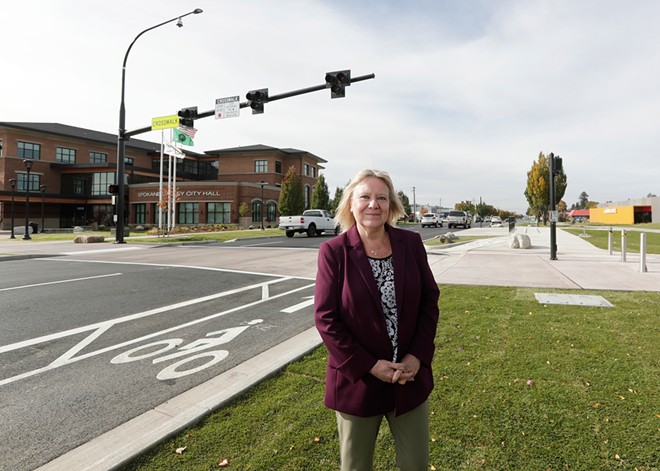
top-left (159, 130), bottom-right (164, 233)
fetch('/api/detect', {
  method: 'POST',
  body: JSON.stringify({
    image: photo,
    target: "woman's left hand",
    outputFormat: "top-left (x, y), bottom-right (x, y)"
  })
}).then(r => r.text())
top-left (397, 354), bottom-right (420, 385)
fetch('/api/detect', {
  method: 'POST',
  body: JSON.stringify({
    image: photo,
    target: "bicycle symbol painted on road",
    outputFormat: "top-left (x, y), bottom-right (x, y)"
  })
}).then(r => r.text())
top-left (110, 319), bottom-right (263, 380)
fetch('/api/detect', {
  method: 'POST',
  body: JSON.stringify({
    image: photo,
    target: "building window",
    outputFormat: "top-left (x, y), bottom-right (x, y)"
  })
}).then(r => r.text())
top-left (311, 167), bottom-right (316, 178)
top-left (18, 141), bottom-right (41, 160)
top-left (134, 204), bottom-right (146, 224)
top-left (252, 200), bottom-right (262, 223)
top-left (275, 160), bottom-right (282, 174)
top-left (56, 147), bottom-right (76, 163)
top-left (267, 202), bottom-right (277, 223)
top-left (18, 172), bottom-right (41, 191)
top-left (0, 138), bottom-right (3, 157)
top-left (255, 160), bottom-right (268, 173)
top-left (207, 202), bottom-right (231, 224)
top-left (304, 164), bottom-right (309, 176)
top-left (92, 172), bottom-right (115, 196)
top-left (304, 184), bottom-right (310, 209)
top-left (178, 202), bottom-right (199, 224)
top-left (125, 156), bottom-right (134, 166)
top-left (90, 152), bottom-right (107, 163)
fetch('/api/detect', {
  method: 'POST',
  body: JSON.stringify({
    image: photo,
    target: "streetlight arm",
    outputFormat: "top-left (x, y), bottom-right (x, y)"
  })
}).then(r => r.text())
top-left (122, 9), bottom-right (203, 71)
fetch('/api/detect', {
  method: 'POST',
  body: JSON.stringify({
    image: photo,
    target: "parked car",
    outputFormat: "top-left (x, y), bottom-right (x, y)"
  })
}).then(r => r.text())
top-left (278, 209), bottom-right (338, 237)
top-left (439, 211), bottom-right (449, 225)
top-left (420, 213), bottom-right (442, 228)
top-left (490, 216), bottom-right (502, 227)
top-left (447, 210), bottom-right (471, 229)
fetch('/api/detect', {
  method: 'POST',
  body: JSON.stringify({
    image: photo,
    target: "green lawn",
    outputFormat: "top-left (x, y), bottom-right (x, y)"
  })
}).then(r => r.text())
top-left (565, 228), bottom-right (660, 254)
top-left (120, 285), bottom-right (659, 470)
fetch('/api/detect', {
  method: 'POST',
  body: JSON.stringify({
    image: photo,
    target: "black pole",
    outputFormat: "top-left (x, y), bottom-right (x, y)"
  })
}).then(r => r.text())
top-left (549, 153), bottom-right (557, 260)
top-left (124, 73), bottom-right (378, 139)
top-left (260, 182), bottom-right (265, 230)
top-left (40, 185), bottom-right (47, 233)
top-left (116, 9), bottom-right (204, 244)
top-left (23, 160), bottom-right (32, 240)
top-left (9, 179), bottom-right (16, 239)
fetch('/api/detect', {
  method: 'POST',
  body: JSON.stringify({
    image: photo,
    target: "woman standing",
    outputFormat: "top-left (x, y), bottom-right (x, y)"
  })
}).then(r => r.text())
top-left (314, 169), bottom-right (440, 470)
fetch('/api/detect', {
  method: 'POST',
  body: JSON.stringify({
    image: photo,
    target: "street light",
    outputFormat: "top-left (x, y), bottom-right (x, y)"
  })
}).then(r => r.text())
top-left (9, 178), bottom-right (16, 239)
top-left (259, 181), bottom-right (266, 230)
top-left (22, 159), bottom-right (33, 240)
top-left (115, 8), bottom-right (203, 244)
top-left (40, 185), bottom-right (47, 233)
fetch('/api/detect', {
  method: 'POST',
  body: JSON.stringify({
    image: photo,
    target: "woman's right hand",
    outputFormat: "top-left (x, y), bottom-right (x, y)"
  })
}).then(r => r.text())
top-left (369, 359), bottom-right (406, 383)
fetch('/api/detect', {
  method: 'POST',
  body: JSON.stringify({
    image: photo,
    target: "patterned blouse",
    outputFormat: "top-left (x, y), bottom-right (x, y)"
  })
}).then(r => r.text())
top-left (368, 255), bottom-right (398, 362)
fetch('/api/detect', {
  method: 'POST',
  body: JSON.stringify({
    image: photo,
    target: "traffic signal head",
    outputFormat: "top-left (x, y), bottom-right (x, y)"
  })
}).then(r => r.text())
top-left (554, 156), bottom-right (563, 173)
top-left (325, 70), bottom-right (351, 98)
top-left (108, 184), bottom-right (119, 194)
top-left (178, 106), bottom-right (198, 127)
top-left (246, 89), bottom-right (268, 114)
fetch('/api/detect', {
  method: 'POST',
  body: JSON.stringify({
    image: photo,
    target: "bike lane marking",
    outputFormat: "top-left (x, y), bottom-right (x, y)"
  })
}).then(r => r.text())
top-left (0, 277), bottom-right (315, 387)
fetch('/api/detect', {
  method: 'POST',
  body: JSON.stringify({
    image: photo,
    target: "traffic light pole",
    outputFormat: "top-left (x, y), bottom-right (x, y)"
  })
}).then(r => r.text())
top-left (124, 73), bottom-right (376, 138)
top-left (549, 153), bottom-right (557, 260)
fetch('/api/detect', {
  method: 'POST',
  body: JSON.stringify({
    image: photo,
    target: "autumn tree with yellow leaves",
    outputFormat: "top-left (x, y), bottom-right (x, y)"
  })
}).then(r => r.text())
top-left (524, 152), bottom-right (567, 224)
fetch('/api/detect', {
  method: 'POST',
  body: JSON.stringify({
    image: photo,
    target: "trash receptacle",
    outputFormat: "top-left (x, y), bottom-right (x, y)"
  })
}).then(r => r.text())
top-left (30, 222), bottom-right (39, 234)
top-left (508, 217), bottom-right (515, 233)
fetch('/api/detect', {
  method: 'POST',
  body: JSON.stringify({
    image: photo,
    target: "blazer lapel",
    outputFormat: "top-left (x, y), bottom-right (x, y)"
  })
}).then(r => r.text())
top-left (346, 226), bottom-right (383, 311)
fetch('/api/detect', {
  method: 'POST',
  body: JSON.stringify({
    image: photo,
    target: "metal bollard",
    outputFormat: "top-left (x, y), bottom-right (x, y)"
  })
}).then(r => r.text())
top-left (640, 233), bottom-right (647, 273)
top-left (608, 227), bottom-right (613, 255)
top-left (621, 230), bottom-right (627, 262)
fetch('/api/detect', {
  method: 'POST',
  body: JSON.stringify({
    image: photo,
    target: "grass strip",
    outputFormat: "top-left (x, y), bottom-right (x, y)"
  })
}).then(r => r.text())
top-left (564, 228), bottom-right (660, 254)
top-left (120, 285), bottom-right (659, 471)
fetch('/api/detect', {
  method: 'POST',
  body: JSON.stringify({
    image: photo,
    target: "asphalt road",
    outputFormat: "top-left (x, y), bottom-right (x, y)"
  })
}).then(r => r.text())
top-left (0, 253), bottom-right (316, 470)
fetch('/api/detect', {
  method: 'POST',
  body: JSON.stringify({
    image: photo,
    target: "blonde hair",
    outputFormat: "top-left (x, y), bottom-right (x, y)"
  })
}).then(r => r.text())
top-left (334, 169), bottom-right (405, 231)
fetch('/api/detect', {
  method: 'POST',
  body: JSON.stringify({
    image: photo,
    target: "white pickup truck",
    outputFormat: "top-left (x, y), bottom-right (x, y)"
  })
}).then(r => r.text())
top-left (278, 209), bottom-right (339, 237)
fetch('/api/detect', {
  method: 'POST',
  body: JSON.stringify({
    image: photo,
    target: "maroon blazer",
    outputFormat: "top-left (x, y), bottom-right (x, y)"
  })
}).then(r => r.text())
top-left (314, 224), bottom-right (440, 417)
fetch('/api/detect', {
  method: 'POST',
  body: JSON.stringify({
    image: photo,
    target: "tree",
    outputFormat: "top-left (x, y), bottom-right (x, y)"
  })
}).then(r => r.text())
top-left (524, 152), bottom-right (567, 224)
top-left (311, 173), bottom-right (330, 210)
top-left (278, 166), bottom-right (304, 216)
top-left (397, 191), bottom-right (411, 218)
top-left (455, 200), bottom-right (475, 214)
top-left (330, 186), bottom-right (343, 215)
top-left (577, 191), bottom-right (589, 210)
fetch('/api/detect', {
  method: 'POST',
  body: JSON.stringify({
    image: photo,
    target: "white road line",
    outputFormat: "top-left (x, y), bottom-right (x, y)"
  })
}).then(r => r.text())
top-left (60, 247), bottom-right (144, 255)
top-left (40, 258), bottom-right (316, 280)
top-left (0, 281), bottom-right (315, 387)
top-left (0, 273), bottom-right (122, 292)
top-left (0, 277), bottom-right (293, 355)
top-left (280, 296), bottom-right (314, 313)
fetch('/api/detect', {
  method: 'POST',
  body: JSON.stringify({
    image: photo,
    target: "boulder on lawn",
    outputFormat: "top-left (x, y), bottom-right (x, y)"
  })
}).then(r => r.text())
top-left (74, 235), bottom-right (105, 243)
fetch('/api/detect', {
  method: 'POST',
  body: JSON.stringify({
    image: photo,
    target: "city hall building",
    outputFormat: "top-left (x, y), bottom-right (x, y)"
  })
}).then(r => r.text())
top-left (0, 122), bottom-right (326, 231)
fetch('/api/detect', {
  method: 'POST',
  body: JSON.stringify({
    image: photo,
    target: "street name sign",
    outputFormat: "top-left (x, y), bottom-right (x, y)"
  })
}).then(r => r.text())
top-left (151, 114), bottom-right (180, 130)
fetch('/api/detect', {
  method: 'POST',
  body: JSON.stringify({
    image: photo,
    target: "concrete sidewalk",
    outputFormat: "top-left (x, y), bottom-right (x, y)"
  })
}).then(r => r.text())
top-left (3, 226), bottom-right (657, 470)
top-left (426, 226), bottom-right (660, 291)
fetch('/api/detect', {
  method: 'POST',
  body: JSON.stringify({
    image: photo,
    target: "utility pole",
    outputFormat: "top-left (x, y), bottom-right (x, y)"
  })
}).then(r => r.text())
top-left (412, 187), bottom-right (416, 222)
top-left (549, 153), bottom-right (562, 260)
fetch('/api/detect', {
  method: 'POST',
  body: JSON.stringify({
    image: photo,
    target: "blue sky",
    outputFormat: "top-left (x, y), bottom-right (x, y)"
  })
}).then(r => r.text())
top-left (3, 0), bottom-right (659, 213)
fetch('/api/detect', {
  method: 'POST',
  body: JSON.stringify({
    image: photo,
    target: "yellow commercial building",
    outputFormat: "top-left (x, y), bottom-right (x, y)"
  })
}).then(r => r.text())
top-left (590, 206), bottom-right (635, 224)
top-left (590, 198), bottom-right (656, 225)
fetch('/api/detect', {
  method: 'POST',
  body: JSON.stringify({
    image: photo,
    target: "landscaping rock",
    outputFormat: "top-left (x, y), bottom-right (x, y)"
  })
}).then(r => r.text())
top-left (517, 234), bottom-right (532, 249)
top-left (509, 235), bottom-right (520, 249)
top-left (74, 235), bottom-right (105, 243)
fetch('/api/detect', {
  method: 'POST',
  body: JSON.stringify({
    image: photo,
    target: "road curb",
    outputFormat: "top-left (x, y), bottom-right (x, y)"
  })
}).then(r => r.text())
top-left (35, 327), bottom-right (323, 471)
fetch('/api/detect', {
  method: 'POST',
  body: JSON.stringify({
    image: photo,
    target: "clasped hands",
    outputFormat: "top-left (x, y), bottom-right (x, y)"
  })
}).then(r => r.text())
top-left (370, 354), bottom-right (420, 385)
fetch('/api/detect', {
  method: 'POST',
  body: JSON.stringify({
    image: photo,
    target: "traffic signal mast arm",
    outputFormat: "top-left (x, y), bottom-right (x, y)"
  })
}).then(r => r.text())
top-left (124, 72), bottom-right (375, 138)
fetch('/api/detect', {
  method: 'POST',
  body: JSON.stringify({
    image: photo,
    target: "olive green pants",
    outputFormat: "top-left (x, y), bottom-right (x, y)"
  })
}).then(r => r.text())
top-left (335, 401), bottom-right (429, 471)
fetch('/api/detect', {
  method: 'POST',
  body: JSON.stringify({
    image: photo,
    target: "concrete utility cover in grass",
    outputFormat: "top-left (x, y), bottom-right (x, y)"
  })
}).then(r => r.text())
top-left (535, 293), bottom-right (613, 307)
